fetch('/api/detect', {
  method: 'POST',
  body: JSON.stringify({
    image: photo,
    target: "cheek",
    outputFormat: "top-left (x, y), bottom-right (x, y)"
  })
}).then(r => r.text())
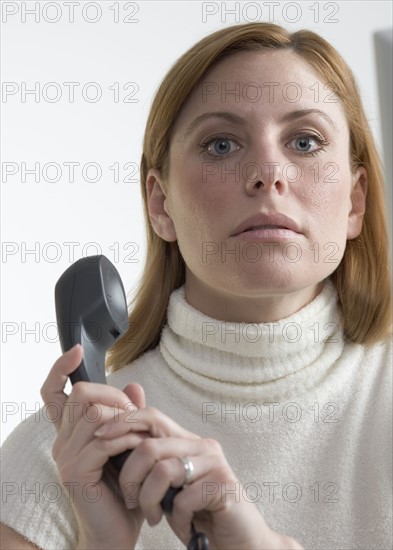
top-left (299, 174), bottom-right (352, 260)
top-left (176, 168), bottom-right (231, 235)
top-left (299, 156), bottom-right (352, 212)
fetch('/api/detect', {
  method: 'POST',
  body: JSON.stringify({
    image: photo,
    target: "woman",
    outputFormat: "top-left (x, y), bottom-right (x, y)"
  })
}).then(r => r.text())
top-left (1, 22), bottom-right (391, 550)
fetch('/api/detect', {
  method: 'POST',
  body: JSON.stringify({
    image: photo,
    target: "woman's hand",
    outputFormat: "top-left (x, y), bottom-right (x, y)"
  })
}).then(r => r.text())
top-left (40, 344), bottom-right (148, 550)
top-left (94, 405), bottom-right (304, 550)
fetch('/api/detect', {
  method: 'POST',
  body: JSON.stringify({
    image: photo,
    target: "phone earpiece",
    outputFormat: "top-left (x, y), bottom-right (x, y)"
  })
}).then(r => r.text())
top-left (55, 255), bottom-right (128, 385)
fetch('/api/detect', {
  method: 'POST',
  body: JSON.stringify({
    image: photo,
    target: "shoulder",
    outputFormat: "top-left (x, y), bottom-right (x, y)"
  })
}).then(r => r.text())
top-left (361, 333), bottom-right (392, 376)
top-left (366, 332), bottom-right (393, 354)
top-left (344, 332), bottom-right (392, 373)
top-left (107, 346), bottom-right (162, 390)
top-left (353, 334), bottom-right (392, 429)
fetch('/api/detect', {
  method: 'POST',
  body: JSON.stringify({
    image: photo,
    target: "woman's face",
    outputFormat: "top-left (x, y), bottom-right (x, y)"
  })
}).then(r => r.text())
top-left (146, 50), bottom-right (367, 321)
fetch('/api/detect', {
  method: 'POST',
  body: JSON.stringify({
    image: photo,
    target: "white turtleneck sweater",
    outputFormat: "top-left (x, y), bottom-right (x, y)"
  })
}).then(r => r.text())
top-left (1, 278), bottom-right (392, 549)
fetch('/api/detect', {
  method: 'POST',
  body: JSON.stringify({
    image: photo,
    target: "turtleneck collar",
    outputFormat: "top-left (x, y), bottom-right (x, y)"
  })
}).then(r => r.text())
top-left (159, 278), bottom-right (346, 401)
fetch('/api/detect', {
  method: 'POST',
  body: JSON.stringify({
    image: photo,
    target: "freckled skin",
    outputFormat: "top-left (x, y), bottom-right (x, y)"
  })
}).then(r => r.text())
top-left (146, 50), bottom-right (367, 323)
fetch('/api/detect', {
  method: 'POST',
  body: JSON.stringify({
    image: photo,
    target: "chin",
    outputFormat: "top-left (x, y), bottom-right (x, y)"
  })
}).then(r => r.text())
top-left (225, 263), bottom-right (325, 293)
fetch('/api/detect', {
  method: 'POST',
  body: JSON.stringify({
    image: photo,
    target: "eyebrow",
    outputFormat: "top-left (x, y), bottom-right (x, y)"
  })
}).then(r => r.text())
top-left (183, 108), bottom-right (337, 138)
top-left (183, 111), bottom-right (244, 138)
top-left (281, 109), bottom-right (337, 130)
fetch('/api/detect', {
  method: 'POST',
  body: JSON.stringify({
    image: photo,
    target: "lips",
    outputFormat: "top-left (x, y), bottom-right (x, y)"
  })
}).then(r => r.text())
top-left (232, 212), bottom-right (301, 236)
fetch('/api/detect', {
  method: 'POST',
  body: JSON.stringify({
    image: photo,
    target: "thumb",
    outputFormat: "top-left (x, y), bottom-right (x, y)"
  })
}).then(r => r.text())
top-left (122, 383), bottom-right (146, 410)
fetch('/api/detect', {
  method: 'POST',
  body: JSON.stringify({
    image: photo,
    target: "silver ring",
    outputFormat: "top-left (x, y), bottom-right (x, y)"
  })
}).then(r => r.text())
top-left (178, 456), bottom-right (194, 487)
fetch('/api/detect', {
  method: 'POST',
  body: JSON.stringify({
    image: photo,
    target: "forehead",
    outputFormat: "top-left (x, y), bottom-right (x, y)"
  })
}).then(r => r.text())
top-left (200, 49), bottom-right (322, 85)
top-left (171, 49), bottom-right (348, 137)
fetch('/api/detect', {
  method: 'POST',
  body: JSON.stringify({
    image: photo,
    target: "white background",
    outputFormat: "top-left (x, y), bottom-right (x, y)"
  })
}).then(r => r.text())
top-left (1, 0), bottom-right (392, 444)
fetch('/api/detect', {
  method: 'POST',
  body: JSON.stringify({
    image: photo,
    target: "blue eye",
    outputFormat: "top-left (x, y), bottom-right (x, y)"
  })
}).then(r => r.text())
top-left (199, 136), bottom-right (240, 159)
top-left (212, 139), bottom-right (232, 155)
top-left (287, 135), bottom-right (327, 155)
top-left (295, 137), bottom-right (314, 151)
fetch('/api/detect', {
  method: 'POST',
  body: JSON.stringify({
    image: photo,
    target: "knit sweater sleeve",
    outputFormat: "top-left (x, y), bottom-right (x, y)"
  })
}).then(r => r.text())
top-left (0, 407), bottom-right (80, 549)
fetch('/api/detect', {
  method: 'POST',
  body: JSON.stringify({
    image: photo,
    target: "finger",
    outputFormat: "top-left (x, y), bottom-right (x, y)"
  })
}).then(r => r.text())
top-left (172, 467), bottom-right (240, 524)
top-left (137, 455), bottom-right (210, 527)
top-left (118, 437), bottom-right (209, 492)
top-left (94, 406), bottom-right (201, 441)
top-left (52, 402), bottom-right (125, 461)
top-left (40, 344), bottom-right (83, 429)
top-left (57, 382), bottom-right (136, 446)
top-left (172, 473), bottom-right (272, 548)
top-left (122, 383), bottom-right (146, 409)
top-left (56, 431), bottom-right (149, 484)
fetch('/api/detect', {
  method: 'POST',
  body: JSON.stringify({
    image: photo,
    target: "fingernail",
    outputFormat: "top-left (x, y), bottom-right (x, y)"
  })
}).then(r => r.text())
top-left (94, 424), bottom-right (109, 436)
top-left (125, 500), bottom-right (138, 509)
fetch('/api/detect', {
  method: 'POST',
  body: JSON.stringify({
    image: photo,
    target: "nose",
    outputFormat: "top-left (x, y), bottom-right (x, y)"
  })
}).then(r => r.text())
top-left (244, 143), bottom-right (288, 195)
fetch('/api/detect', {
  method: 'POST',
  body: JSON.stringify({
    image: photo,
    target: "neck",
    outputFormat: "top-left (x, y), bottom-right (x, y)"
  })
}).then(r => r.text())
top-left (185, 270), bottom-right (325, 323)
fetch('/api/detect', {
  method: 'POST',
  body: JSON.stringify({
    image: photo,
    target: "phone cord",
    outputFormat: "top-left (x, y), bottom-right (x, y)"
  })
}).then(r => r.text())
top-left (187, 522), bottom-right (209, 550)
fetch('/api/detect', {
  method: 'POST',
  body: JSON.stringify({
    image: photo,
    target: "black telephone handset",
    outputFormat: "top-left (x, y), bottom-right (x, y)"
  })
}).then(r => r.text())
top-left (54, 255), bottom-right (180, 514)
